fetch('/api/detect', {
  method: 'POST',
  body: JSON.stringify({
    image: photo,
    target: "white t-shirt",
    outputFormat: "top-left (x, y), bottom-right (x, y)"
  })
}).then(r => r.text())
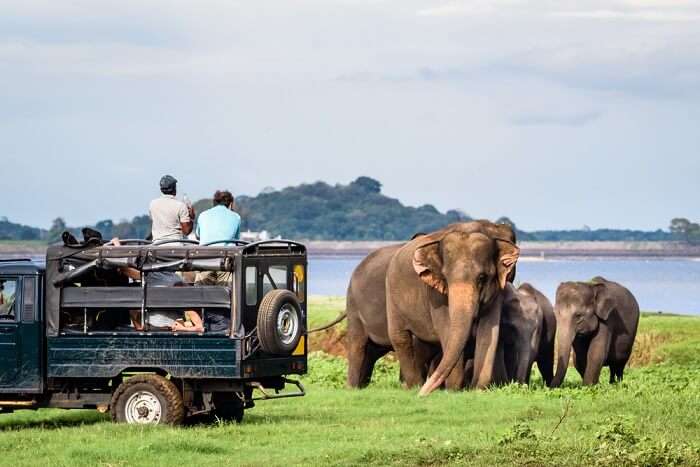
top-left (149, 195), bottom-right (191, 242)
top-left (147, 310), bottom-right (181, 328)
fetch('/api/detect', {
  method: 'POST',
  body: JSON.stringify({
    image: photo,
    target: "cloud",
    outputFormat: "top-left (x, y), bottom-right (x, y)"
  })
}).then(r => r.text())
top-left (550, 9), bottom-right (700, 22)
top-left (0, 0), bottom-right (699, 231)
top-left (416, 1), bottom-right (500, 17)
top-left (417, 1), bottom-right (700, 22)
top-left (509, 111), bottom-right (603, 127)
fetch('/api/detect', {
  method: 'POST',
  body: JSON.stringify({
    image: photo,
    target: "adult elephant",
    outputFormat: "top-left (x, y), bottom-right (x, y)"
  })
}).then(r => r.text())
top-left (344, 239), bottom-right (439, 388)
top-left (551, 277), bottom-right (640, 387)
top-left (344, 243), bottom-right (401, 388)
top-left (386, 222), bottom-right (520, 395)
top-left (499, 283), bottom-right (556, 386)
top-left (343, 222), bottom-right (514, 389)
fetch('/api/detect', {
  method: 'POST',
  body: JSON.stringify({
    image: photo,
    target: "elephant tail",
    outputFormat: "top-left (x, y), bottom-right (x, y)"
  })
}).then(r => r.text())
top-left (308, 312), bottom-right (348, 333)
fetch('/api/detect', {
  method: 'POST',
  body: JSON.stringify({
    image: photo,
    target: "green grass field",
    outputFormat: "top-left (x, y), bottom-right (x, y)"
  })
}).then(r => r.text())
top-left (1, 297), bottom-right (699, 466)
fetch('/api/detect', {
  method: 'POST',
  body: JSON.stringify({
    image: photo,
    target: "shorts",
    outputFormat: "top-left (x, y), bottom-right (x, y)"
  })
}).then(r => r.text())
top-left (147, 271), bottom-right (184, 287)
top-left (195, 271), bottom-right (233, 286)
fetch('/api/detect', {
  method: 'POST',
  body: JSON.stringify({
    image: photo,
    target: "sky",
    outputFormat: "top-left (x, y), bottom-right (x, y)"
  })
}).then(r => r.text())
top-left (1, 0), bottom-right (699, 231)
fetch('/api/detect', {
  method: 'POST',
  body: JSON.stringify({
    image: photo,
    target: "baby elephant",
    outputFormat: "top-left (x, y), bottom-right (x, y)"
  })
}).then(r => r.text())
top-left (499, 283), bottom-right (556, 386)
top-left (551, 277), bottom-right (640, 387)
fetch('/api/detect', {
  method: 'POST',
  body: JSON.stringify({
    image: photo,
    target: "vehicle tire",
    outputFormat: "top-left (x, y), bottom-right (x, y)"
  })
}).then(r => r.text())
top-left (212, 393), bottom-right (244, 423)
top-left (110, 374), bottom-right (184, 425)
top-left (257, 289), bottom-right (303, 355)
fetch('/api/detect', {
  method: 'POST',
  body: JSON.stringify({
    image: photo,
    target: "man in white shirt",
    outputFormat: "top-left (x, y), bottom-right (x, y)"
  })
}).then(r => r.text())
top-left (149, 175), bottom-right (195, 242)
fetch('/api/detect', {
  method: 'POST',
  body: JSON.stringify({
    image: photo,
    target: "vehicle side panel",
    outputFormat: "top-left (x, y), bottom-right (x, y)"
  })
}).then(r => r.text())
top-left (47, 336), bottom-right (241, 379)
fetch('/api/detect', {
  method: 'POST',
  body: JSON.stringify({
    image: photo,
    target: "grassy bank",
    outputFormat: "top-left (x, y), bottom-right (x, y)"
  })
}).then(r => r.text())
top-left (0, 297), bottom-right (698, 466)
top-left (0, 240), bottom-right (47, 255)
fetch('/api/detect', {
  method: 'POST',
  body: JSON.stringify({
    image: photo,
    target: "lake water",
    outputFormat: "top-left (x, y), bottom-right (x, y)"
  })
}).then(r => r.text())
top-left (309, 256), bottom-right (700, 315)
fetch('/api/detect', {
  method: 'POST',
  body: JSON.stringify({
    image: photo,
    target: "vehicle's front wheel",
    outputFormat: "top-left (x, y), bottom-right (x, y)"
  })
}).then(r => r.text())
top-left (110, 375), bottom-right (184, 425)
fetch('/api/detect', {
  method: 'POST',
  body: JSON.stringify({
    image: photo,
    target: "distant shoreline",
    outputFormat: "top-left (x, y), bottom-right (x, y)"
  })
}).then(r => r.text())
top-left (4, 240), bottom-right (700, 259)
top-left (306, 240), bottom-right (700, 259)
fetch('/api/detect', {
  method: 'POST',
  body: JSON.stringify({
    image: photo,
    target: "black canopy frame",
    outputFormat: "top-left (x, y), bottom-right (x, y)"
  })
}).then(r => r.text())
top-left (45, 241), bottom-right (306, 337)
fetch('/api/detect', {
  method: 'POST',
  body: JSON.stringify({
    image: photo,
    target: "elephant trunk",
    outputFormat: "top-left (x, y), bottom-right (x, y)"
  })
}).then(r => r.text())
top-left (514, 336), bottom-right (531, 384)
top-left (552, 323), bottom-right (574, 388)
top-left (419, 284), bottom-right (477, 396)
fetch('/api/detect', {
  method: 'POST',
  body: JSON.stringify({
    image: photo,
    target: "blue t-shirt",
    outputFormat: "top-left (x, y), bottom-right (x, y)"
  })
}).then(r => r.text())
top-left (196, 205), bottom-right (241, 245)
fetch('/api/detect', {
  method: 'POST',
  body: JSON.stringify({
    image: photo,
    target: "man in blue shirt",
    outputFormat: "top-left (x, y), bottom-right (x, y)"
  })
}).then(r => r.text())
top-left (195, 190), bottom-right (242, 285)
top-left (196, 190), bottom-right (241, 245)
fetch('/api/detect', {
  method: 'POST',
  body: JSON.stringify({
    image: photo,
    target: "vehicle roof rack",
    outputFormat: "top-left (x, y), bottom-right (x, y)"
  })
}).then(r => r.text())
top-left (241, 239), bottom-right (306, 255)
top-left (113, 239), bottom-right (152, 245)
top-left (202, 240), bottom-right (250, 246)
top-left (151, 239), bottom-right (200, 246)
top-left (0, 258), bottom-right (33, 263)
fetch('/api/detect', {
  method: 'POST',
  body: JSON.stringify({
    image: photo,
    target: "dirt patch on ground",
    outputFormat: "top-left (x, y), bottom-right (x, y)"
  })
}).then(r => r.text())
top-left (628, 331), bottom-right (673, 367)
top-left (309, 328), bottom-right (671, 367)
top-left (309, 328), bottom-right (347, 358)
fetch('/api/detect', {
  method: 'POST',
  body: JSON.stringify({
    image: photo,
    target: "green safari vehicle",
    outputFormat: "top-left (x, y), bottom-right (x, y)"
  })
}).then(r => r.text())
top-left (0, 238), bottom-right (308, 424)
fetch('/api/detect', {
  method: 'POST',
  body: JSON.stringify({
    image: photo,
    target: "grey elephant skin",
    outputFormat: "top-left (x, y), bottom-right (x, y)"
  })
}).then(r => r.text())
top-left (345, 243), bottom-right (401, 388)
top-left (386, 222), bottom-right (519, 395)
top-left (345, 244), bottom-right (442, 388)
top-left (344, 221), bottom-right (517, 391)
top-left (499, 283), bottom-right (556, 386)
top-left (551, 277), bottom-right (640, 387)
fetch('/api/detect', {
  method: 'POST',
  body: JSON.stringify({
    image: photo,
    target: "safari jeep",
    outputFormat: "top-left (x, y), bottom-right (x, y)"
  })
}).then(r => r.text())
top-left (0, 238), bottom-right (307, 424)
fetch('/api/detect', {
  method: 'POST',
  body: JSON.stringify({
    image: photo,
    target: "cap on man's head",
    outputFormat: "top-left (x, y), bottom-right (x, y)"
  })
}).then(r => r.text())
top-left (160, 175), bottom-right (178, 192)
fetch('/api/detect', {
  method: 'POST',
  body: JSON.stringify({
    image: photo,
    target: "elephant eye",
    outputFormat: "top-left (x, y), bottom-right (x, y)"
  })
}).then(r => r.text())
top-left (477, 273), bottom-right (487, 286)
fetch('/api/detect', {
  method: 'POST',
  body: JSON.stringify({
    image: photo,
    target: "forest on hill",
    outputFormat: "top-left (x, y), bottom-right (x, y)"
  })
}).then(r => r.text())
top-left (0, 177), bottom-right (694, 243)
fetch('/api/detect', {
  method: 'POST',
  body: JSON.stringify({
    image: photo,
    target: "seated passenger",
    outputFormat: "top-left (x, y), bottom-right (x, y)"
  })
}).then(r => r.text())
top-left (205, 311), bottom-right (231, 333)
top-left (195, 190), bottom-right (241, 286)
top-left (129, 309), bottom-right (204, 332)
top-left (0, 280), bottom-right (16, 319)
top-left (108, 237), bottom-right (185, 286)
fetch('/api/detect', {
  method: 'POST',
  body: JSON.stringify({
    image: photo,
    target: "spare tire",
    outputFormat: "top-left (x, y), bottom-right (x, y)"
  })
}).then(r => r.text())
top-left (257, 289), bottom-right (303, 355)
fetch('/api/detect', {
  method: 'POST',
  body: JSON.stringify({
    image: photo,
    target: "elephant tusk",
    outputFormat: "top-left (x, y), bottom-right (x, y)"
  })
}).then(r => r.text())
top-left (418, 373), bottom-right (441, 396)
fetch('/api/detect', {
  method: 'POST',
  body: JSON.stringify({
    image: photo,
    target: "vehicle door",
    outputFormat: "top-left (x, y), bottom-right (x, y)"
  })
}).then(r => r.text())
top-left (0, 275), bottom-right (42, 392)
top-left (0, 277), bottom-right (20, 387)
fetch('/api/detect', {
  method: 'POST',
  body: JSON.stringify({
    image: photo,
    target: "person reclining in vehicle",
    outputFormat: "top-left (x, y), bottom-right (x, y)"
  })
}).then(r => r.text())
top-left (129, 309), bottom-right (204, 332)
top-left (104, 238), bottom-right (230, 333)
top-left (195, 190), bottom-right (241, 286)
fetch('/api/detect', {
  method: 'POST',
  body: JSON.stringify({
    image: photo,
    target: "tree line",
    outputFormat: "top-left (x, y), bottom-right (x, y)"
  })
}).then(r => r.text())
top-left (0, 177), bottom-right (692, 243)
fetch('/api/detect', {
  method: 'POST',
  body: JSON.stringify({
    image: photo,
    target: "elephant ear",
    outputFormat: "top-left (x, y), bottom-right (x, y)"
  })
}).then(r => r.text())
top-left (496, 240), bottom-right (520, 289)
top-left (593, 283), bottom-right (615, 321)
top-left (412, 237), bottom-right (447, 295)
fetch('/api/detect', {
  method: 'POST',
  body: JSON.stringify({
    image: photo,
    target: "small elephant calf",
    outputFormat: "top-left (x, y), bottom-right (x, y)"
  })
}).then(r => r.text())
top-left (551, 277), bottom-right (640, 387)
top-left (498, 283), bottom-right (556, 386)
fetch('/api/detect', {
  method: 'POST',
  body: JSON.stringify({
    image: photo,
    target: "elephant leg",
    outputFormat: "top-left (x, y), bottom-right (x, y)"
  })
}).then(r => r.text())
top-left (444, 353), bottom-right (465, 390)
top-left (471, 294), bottom-right (503, 389)
top-left (513, 337), bottom-right (533, 384)
top-left (492, 340), bottom-right (509, 386)
top-left (389, 327), bottom-right (423, 388)
top-left (614, 364), bottom-right (625, 382)
top-left (413, 338), bottom-right (440, 382)
top-left (362, 341), bottom-right (390, 386)
top-left (583, 325), bottom-right (612, 385)
top-left (346, 313), bottom-right (390, 388)
top-left (536, 338), bottom-right (555, 387)
top-left (572, 338), bottom-right (588, 380)
top-left (609, 360), bottom-right (626, 384)
top-left (464, 358), bottom-right (474, 384)
top-left (347, 332), bottom-right (376, 388)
